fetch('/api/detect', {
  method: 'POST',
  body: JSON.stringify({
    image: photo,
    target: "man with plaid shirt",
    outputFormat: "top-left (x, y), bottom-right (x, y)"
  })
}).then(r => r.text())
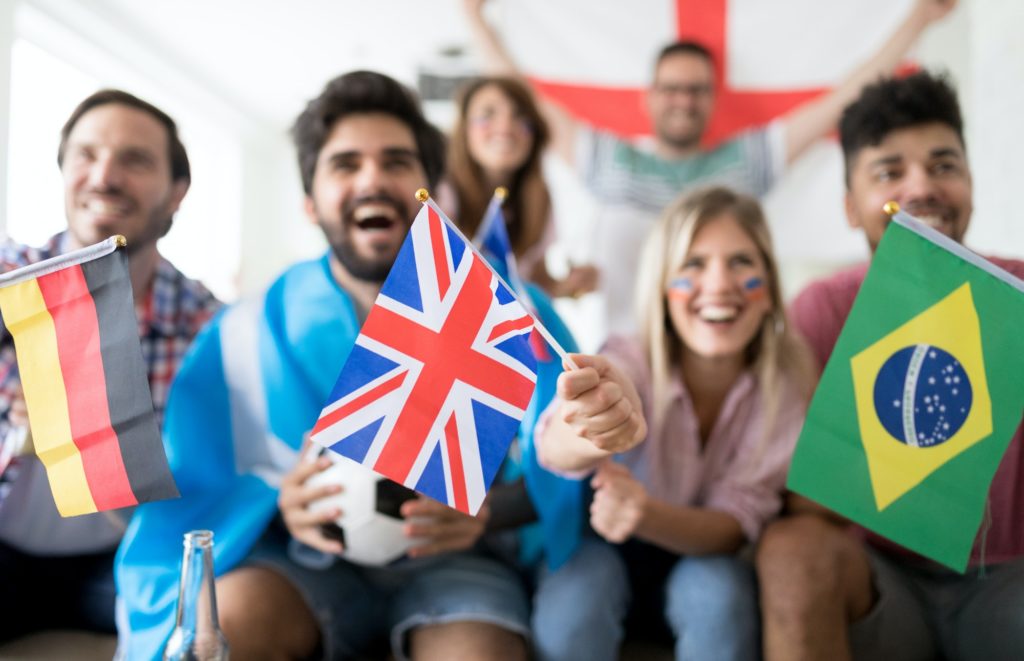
top-left (0, 89), bottom-right (221, 642)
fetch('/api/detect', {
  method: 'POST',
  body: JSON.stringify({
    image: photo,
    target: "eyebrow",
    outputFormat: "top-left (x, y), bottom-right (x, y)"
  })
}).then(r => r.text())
top-left (929, 147), bottom-right (963, 159)
top-left (326, 146), bottom-right (419, 161)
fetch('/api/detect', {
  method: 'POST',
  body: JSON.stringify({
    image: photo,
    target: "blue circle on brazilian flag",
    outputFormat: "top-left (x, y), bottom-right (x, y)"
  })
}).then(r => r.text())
top-left (873, 344), bottom-right (972, 448)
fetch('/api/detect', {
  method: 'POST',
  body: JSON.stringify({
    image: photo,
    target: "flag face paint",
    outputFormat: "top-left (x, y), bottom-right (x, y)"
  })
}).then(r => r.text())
top-left (787, 213), bottom-right (1024, 571)
top-left (312, 203), bottom-right (539, 515)
top-left (743, 276), bottom-right (766, 302)
top-left (667, 277), bottom-right (694, 301)
top-left (0, 240), bottom-right (178, 516)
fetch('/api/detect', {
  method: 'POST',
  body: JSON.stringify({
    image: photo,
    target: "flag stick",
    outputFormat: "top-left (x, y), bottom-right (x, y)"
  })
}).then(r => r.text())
top-left (415, 188), bottom-right (580, 371)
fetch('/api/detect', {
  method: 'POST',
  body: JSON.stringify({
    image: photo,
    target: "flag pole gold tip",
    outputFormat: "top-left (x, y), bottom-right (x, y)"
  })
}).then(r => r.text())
top-left (494, 186), bottom-right (508, 200)
top-left (415, 188), bottom-right (430, 202)
top-left (883, 201), bottom-right (900, 216)
top-left (114, 235), bottom-right (127, 248)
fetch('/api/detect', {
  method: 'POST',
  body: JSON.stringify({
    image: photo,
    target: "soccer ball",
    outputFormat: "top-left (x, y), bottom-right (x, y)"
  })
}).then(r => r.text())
top-left (305, 447), bottom-right (420, 566)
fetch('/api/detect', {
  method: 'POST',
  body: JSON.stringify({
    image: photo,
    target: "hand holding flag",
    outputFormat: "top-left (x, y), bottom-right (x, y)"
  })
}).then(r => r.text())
top-left (787, 205), bottom-right (1024, 571)
top-left (311, 190), bottom-right (575, 515)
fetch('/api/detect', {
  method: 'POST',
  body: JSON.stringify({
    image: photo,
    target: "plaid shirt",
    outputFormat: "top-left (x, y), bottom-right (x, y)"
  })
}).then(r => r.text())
top-left (0, 232), bottom-right (222, 489)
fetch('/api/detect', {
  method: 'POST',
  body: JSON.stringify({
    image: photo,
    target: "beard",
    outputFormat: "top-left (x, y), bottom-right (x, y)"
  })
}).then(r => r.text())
top-left (318, 192), bottom-right (413, 283)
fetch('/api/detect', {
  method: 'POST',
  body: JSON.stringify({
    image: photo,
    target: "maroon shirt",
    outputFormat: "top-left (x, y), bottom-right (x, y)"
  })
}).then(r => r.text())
top-left (790, 257), bottom-right (1024, 566)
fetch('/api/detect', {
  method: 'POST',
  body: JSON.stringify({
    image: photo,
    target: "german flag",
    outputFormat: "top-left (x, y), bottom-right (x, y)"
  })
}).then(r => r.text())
top-left (0, 236), bottom-right (178, 517)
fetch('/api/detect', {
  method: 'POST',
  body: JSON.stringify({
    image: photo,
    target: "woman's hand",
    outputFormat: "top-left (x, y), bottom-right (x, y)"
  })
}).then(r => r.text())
top-left (557, 353), bottom-right (646, 455)
top-left (590, 461), bottom-right (648, 543)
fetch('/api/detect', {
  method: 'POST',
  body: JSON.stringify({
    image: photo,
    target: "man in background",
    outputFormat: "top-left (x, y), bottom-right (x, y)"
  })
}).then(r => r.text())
top-left (464, 0), bottom-right (956, 337)
top-left (0, 89), bottom-right (220, 640)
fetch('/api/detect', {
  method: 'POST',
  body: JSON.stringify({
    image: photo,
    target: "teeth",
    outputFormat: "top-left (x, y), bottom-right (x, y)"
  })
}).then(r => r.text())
top-left (85, 199), bottom-right (128, 215)
top-left (916, 215), bottom-right (944, 229)
top-left (354, 204), bottom-right (396, 221)
top-left (699, 305), bottom-right (739, 322)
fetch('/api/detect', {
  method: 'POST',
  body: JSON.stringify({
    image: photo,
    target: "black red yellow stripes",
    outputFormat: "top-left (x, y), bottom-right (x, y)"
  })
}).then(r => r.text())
top-left (0, 247), bottom-right (177, 517)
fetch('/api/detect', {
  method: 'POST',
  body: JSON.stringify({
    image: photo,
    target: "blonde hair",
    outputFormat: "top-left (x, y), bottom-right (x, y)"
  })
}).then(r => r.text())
top-left (635, 186), bottom-right (816, 441)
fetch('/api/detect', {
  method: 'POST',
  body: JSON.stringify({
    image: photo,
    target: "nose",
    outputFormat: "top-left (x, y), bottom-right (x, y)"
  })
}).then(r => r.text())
top-left (353, 158), bottom-right (386, 194)
top-left (700, 258), bottom-right (733, 294)
top-left (900, 164), bottom-right (940, 204)
top-left (87, 153), bottom-right (123, 190)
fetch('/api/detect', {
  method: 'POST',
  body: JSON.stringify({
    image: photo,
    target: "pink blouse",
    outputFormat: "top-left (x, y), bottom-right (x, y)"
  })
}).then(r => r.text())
top-left (539, 335), bottom-right (807, 542)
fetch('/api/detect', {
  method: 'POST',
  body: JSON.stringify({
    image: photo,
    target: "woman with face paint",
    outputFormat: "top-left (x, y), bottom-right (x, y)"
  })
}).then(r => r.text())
top-left (537, 186), bottom-right (816, 659)
top-left (447, 76), bottom-right (598, 298)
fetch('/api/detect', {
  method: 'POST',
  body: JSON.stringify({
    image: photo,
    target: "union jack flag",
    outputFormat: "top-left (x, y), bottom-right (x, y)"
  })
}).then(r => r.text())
top-left (475, 190), bottom-right (552, 361)
top-left (311, 200), bottom-right (538, 515)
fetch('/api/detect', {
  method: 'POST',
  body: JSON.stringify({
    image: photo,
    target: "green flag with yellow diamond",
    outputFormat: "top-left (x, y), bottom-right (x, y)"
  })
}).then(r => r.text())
top-left (788, 211), bottom-right (1024, 572)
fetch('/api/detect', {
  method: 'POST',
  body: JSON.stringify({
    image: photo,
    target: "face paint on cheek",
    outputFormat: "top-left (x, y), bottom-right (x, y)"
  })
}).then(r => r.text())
top-left (743, 276), bottom-right (767, 302)
top-left (667, 277), bottom-right (694, 301)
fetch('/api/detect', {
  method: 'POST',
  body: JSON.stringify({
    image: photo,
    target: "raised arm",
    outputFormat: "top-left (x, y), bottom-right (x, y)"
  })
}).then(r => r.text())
top-left (463, 0), bottom-right (582, 166)
top-left (536, 353), bottom-right (647, 473)
top-left (782, 0), bottom-right (957, 164)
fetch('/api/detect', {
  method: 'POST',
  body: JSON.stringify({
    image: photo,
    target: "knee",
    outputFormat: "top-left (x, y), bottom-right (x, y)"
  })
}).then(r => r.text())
top-left (666, 555), bottom-right (756, 626)
top-left (217, 567), bottom-right (318, 659)
top-left (532, 541), bottom-right (628, 658)
top-left (756, 515), bottom-right (856, 616)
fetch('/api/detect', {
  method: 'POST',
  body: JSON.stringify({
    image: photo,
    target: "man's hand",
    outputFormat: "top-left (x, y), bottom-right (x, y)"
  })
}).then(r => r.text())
top-left (9, 386), bottom-right (27, 428)
top-left (557, 353), bottom-right (646, 455)
top-left (590, 461), bottom-right (647, 543)
top-left (278, 450), bottom-right (345, 555)
top-left (400, 497), bottom-right (489, 558)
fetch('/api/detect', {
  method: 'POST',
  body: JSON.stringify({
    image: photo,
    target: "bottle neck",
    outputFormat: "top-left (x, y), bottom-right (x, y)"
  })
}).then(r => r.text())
top-left (165, 530), bottom-right (228, 660)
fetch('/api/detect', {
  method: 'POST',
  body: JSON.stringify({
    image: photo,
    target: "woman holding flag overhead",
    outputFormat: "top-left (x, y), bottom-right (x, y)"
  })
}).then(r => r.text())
top-left (537, 186), bottom-right (816, 659)
top-left (447, 76), bottom-right (597, 299)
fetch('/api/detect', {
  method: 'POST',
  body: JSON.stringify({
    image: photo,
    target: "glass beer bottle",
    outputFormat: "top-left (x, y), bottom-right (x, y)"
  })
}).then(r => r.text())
top-left (163, 530), bottom-right (229, 660)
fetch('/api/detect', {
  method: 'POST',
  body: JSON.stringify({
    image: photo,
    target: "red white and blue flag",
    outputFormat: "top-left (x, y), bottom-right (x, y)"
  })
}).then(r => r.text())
top-left (311, 199), bottom-right (539, 515)
top-left (474, 190), bottom-right (552, 361)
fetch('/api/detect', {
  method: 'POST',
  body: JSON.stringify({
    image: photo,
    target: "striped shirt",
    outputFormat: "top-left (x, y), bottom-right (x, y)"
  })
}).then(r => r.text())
top-left (0, 232), bottom-right (221, 554)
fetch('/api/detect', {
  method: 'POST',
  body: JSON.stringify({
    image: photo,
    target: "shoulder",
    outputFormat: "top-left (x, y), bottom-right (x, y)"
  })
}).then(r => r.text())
top-left (0, 234), bottom-right (62, 271)
top-left (152, 258), bottom-right (223, 336)
top-left (789, 263), bottom-right (869, 368)
top-left (985, 255), bottom-right (1024, 280)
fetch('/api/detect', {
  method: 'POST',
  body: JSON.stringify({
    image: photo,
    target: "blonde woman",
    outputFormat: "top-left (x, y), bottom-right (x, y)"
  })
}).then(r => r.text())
top-left (538, 186), bottom-right (815, 659)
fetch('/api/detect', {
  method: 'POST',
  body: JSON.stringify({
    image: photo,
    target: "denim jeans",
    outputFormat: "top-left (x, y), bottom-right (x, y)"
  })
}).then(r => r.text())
top-left (666, 554), bottom-right (759, 661)
top-left (531, 537), bottom-right (630, 661)
top-left (622, 541), bottom-right (759, 661)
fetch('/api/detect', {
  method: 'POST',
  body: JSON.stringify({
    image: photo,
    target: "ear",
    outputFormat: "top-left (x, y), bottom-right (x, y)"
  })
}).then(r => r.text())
top-left (843, 191), bottom-right (860, 230)
top-left (167, 180), bottom-right (189, 216)
top-left (303, 195), bottom-right (318, 225)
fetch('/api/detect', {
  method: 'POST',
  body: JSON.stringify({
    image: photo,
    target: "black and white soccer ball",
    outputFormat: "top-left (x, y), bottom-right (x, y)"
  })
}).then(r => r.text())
top-left (305, 447), bottom-right (420, 566)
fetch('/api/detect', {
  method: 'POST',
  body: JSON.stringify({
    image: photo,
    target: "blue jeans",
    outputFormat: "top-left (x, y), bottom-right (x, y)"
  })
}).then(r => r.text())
top-left (622, 541), bottom-right (758, 661)
top-left (531, 537), bottom-right (629, 661)
top-left (666, 555), bottom-right (759, 661)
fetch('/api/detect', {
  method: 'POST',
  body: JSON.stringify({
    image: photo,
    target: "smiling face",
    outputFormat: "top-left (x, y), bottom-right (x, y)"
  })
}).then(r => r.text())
top-left (304, 112), bottom-right (427, 282)
top-left (845, 122), bottom-right (973, 251)
top-left (666, 213), bottom-right (772, 362)
top-left (647, 52), bottom-right (716, 152)
top-left (62, 103), bottom-right (187, 253)
top-left (464, 83), bottom-right (535, 183)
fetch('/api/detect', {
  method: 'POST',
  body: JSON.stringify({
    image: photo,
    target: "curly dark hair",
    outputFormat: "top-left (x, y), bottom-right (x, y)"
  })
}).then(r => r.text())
top-left (291, 71), bottom-right (445, 194)
top-left (840, 71), bottom-right (965, 187)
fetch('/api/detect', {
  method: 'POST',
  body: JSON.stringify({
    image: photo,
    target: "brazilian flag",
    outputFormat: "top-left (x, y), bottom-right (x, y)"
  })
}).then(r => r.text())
top-left (788, 211), bottom-right (1024, 571)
